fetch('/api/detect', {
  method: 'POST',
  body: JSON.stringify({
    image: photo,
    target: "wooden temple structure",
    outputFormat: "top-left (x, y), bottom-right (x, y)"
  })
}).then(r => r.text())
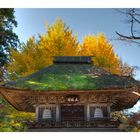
top-left (0, 56), bottom-right (140, 128)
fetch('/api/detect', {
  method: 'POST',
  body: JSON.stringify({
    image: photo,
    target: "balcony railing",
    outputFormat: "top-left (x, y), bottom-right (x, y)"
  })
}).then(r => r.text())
top-left (27, 118), bottom-right (120, 129)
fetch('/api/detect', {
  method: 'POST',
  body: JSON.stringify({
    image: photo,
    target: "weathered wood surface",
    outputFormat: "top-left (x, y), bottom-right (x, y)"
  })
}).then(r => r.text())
top-left (0, 86), bottom-right (139, 112)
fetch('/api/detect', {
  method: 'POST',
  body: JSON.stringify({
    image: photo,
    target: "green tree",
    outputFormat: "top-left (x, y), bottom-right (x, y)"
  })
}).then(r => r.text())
top-left (0, 95), bottom-right (34, 132)
top-left (0, 8), bottom-right (19, 82)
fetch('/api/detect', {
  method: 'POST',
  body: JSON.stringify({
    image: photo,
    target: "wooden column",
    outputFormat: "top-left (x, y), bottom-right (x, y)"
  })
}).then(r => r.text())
top-left (35, 106), bottom-right (39, 122)
top-left (86, 104), bottom-right (90, 121)
top-left (84, 105), bottom-right (87, 121)
top-left (107, 104), bottom-right (111, 118)
top-left (56, 104), bottom-right (60, 122)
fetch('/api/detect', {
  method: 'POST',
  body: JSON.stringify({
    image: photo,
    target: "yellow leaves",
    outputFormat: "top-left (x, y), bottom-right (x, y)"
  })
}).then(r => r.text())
top-left (78, 33), bottom-right (120, 74)
top-left (0, 96), bottom-right (35, 131)
top-left (7, 18), bottom-right (121, 79)
top-left (40, 18), bottom-right (78, 56)
top-left (7, 19), bottom-right (78, 79)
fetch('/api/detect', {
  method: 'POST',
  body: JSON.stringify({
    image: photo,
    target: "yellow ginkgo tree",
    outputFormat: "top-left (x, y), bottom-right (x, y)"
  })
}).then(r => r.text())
top-left (7, 19), bottom-right (78, 79)
top-left (7, 37), bottom-right (50, 79)
top-left (7, 19), bottom-right (122, 80)
top-left (38, 18), bottom-right (78, 56)
top-left (78, 34), bottom-right (120, 74)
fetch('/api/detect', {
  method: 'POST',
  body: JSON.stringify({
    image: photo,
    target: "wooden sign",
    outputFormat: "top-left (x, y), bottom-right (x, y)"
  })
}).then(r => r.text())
top-left (65, 95), bottom-right (79, 103)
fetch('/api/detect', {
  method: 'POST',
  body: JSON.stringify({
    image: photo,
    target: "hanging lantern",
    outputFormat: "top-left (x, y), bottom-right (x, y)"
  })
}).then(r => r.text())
top-left (94, 108), bottom-right (103, 118)
top-left (42, 109), bottom-right (52, 119)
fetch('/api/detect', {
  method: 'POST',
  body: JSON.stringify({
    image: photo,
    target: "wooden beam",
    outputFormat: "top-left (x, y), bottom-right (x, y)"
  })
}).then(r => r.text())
top-left (0, 86), bottom-right (133, 94)
top-left (0, 86), bottom-right (139, 112)
top-left (132, 91), bottom-right (140, 97)
top-left (35, 106), bottom-right (39, 122)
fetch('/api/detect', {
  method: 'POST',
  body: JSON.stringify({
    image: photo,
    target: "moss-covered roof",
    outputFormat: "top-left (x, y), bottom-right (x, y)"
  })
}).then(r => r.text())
top-left (3, 64), bottom-right (140, 91)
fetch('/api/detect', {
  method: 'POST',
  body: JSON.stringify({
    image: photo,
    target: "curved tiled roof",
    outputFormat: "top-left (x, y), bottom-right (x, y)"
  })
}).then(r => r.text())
top-left (3, 64), bottom-right (140, 91)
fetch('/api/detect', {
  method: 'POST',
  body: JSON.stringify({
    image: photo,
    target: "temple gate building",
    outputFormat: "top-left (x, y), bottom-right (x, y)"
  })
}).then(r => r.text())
top-left (0, 56), bottom-right (140, 128)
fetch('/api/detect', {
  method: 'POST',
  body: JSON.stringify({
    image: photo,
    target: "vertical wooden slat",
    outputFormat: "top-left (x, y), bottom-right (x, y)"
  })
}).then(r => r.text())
top-left (35, 106), bottom-right (39, 122)
top-left (56, 104), bottom-right (60, 122)
top-left (107, 104), bottom-right (111, 117)
top-left (86, 104), bottom-right (90, 121)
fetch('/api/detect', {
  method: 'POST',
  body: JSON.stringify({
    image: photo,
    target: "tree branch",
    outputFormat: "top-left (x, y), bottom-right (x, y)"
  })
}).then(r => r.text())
top-left (132, 15), bottom-right (140, 24)
top-left (116, 8), bottom-right (140, 47)
top-left (116, 31), bottom-right (140, 40)
top-left (131, 17), bottom-right (134, 37)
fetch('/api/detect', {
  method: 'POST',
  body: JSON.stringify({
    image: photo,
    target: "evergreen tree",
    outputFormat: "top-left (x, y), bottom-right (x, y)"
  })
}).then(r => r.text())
top-left (0, 8), bottom-right (19, 82)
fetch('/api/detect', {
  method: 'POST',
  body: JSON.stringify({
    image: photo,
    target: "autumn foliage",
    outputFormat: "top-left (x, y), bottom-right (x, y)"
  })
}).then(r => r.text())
top-left (7, 18), bottom-right (126, 79)
top-left (1, 18), bottom-right (138, 132)
top-left (78, 34), bottom-right (120, 74)
top-left (0, 95), bottom-right (34, 131)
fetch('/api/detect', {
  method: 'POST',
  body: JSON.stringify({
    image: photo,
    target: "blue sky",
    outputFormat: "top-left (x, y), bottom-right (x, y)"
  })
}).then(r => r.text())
top-left (14, 8), bottom-right (140, 80)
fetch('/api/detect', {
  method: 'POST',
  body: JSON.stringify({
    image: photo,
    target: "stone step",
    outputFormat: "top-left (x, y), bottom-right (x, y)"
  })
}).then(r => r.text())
top-left (28, 128), bottom-right (122, 132)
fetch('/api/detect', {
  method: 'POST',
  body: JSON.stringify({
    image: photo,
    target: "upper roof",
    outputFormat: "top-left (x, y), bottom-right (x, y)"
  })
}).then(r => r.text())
top-left (2, 56), bottom-right (140, 91)
top-left (53, 56), bottom-right (93, 64)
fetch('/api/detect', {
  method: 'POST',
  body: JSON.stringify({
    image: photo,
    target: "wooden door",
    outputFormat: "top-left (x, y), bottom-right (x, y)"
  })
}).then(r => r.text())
top-left (61, 105), bottom-right (84, 121)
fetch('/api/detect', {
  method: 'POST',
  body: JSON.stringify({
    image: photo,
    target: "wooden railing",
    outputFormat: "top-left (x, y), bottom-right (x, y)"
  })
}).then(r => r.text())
top-left (27, 119), bottom-right (120, 129)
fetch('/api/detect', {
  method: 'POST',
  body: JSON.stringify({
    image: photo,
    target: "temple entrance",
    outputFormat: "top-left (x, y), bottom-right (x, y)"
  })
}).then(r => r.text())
top-left (61, 105), bottom-right (84, 122)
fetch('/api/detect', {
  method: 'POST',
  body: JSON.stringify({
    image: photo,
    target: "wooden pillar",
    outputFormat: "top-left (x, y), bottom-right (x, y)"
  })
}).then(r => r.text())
top-left (87, 104), bottom-right (90, 121)
top-left (107, 104), bottom-right (111, 118)
top-left (56, 104), bottom-right (60, 122)
top-left (84, 105), bottom-right (87, 121)
top-left (35, 106), bottom-right (39, 122)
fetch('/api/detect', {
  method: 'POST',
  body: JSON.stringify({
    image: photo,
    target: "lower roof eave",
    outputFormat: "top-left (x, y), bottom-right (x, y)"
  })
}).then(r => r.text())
top-left (0, 85), bottom-right (139, 112)
top-left (0, 85), bottom-right (136, 94)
